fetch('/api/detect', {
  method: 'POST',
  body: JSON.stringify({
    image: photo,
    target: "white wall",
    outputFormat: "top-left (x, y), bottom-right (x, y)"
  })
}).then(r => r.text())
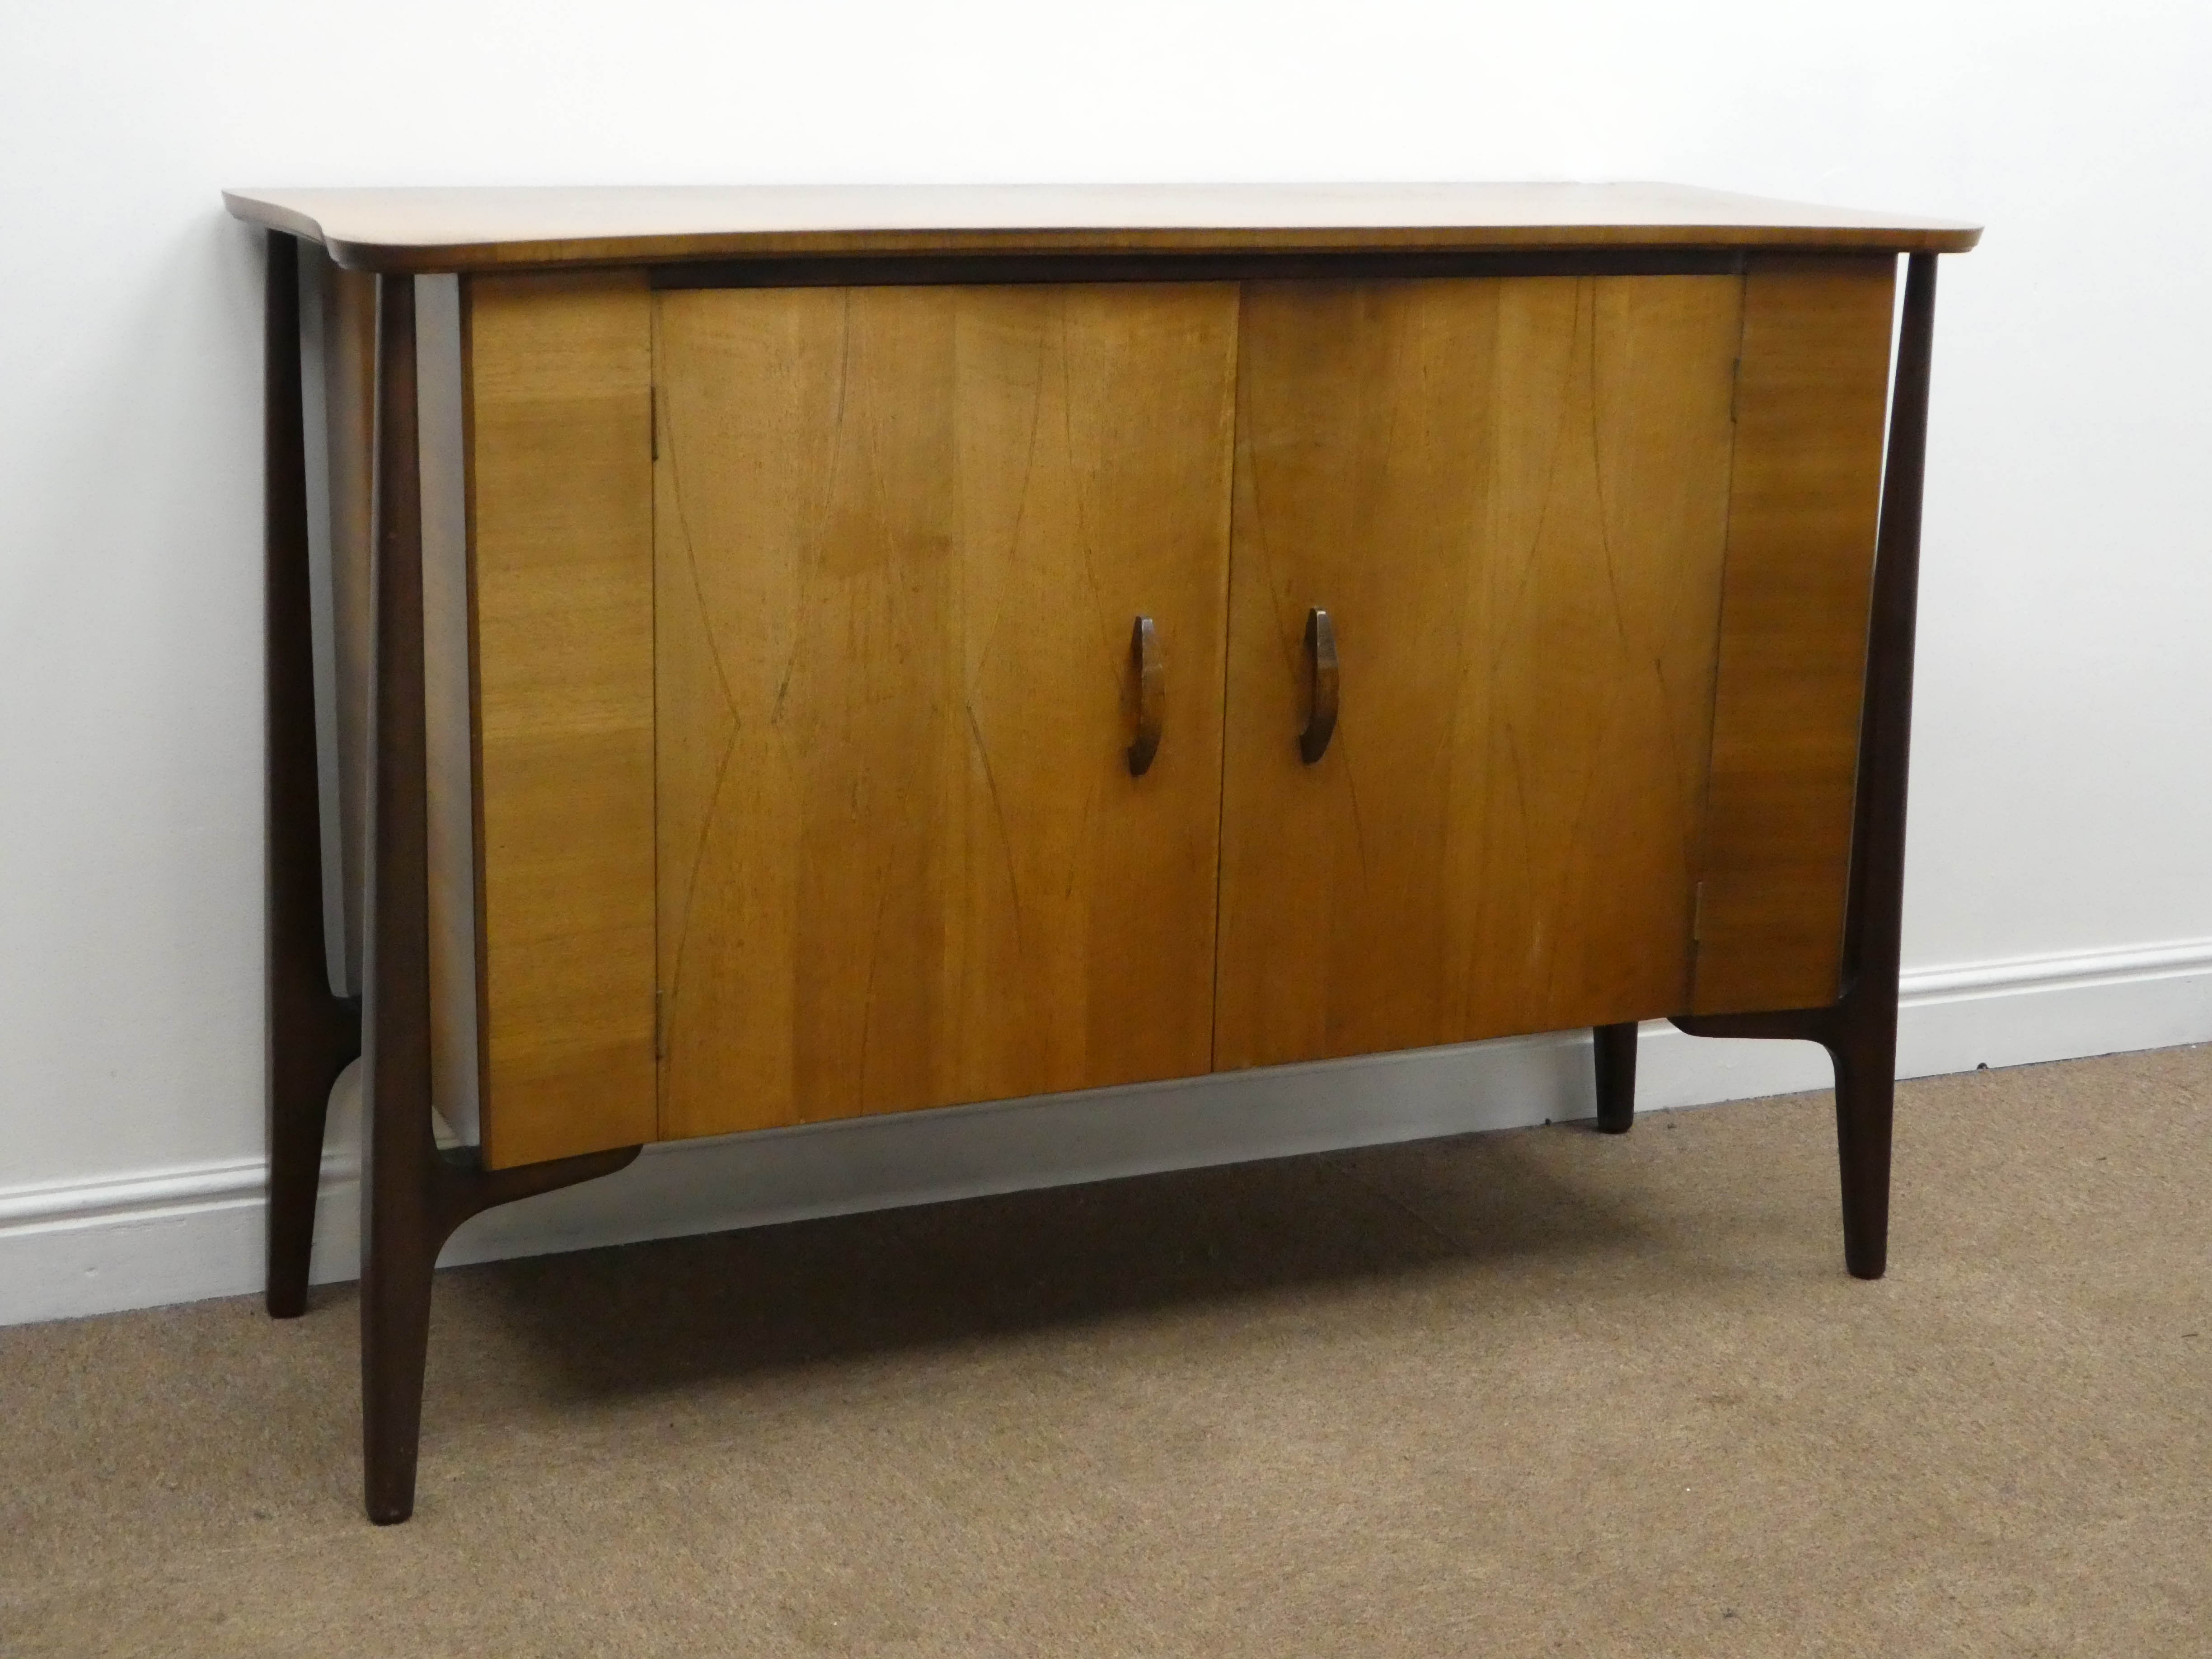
top-left (5, 0), bottom-right (2210, 1320)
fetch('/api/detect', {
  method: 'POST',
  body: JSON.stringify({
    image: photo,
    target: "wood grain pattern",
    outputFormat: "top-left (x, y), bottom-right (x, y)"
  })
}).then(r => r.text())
top-left (465, 271), bottom-right (658, 1167)
top-left (1690, 257), bottom-right (1897, 1014)
top-left (1215, 275), bottom-right (1743, 1069)
top-left (655, 283), bottom-right (1238, 1138)
top-left (221, 184), bottom-right (1981, 272)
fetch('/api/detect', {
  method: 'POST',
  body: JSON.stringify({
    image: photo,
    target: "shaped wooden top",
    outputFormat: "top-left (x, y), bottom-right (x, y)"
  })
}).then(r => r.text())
top-left (223, 183), bottom-right (1979, 272)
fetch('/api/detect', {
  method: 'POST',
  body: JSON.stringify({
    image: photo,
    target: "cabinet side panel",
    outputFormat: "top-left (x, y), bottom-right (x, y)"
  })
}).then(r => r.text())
top-left (468, 271), bottom-right (657, 1167)
top-left (1692, 256), bottom-right (1895, 1015)
top-left (655, 284), bottom-right (1236, 1139)
top-left (1216, 276), bottom-right (1739, 1069)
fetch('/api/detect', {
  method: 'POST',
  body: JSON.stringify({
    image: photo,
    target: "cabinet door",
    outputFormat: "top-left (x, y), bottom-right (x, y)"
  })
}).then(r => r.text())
top-left (1215, 276), bottom-right (1743, 1069)
top-left (655, 283), bottom-right (1238, 1138)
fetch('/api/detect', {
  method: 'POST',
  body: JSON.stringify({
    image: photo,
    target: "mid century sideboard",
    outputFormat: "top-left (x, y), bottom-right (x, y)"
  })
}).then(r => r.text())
top-left (224, 184), bottom-right (1978, 1523)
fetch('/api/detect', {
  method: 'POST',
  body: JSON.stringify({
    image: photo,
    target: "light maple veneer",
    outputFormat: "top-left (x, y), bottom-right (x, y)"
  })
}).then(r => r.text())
top-left (445, 261), bottom-right (1895, 1161)
top-left (464, 272), bottom-right (658, 1167)
top-left (1215, 274), bottom-right (1743, 1068)
top-left (1691, 257), bottom-right (1898, 1014)
top-left (651, 283), bottom-right (1237, 1138)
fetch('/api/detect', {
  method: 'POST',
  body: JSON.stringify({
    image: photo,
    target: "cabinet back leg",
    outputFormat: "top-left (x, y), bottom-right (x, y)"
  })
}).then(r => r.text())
top-left (263, 228), bottom-right (361, 1319)
top-left (267, 1036), bottom-right (348, 1318)
top-left (1592, 1022), bottom-right (1638, 1134)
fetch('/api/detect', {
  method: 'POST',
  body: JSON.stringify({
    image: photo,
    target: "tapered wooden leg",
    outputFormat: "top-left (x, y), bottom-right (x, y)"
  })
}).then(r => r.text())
top-left (361, 1134), bottom-right (644, 1523)
top-left (1592, 1022), bottom-right (1637, 1134)
top-left (360, 1172), bottom-right (439, 1524)
top-left (1827, 1008), bottom-right (1898, 1281)
top-left (1671, 253), bottom-right (1938, 1282)
top-left (264, 230), bottom-right (361, 1319)
top-left (267, 1018), bottom-right (348, 1318)
top-left (359, 266), bottom-right (438, 1523)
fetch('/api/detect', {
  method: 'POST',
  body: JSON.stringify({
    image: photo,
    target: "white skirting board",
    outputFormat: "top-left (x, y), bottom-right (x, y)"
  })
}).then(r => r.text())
top-left (5, 938), bottom-right (2209, 1326)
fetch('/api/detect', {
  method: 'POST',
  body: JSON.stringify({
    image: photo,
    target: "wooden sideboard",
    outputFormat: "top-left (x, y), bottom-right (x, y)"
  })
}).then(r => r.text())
top-left (225, 184), bottom-right (1978, 1523)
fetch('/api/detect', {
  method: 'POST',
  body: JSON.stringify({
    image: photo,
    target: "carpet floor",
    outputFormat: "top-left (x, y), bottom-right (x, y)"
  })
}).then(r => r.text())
top-left (2, 1047), bottom-right (2207, 1657)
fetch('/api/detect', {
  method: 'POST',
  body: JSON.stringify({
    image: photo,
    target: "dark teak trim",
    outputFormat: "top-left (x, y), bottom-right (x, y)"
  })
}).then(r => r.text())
top-left (359, 263), bottom-right (437, 1524)
top-left (651, 248), bottom-right (1758, 291)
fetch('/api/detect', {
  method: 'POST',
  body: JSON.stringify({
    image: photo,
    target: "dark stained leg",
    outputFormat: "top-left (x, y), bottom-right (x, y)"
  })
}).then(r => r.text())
top-left (356, 270), bottom-right (642, 1525)
top-left (1673, 252), bottom-right (1939, 1281)
top-left (265, 230), bottom-right (362, 1319)
top-left (361, 1135), bottom-right (643, 1523)
top-left (1827, 1032), bottom-right (1897, 1281)
top-left (1592, 1022), bottom-right (1637, 1134)
top-left (359, 265), bottom-right (439, 1525)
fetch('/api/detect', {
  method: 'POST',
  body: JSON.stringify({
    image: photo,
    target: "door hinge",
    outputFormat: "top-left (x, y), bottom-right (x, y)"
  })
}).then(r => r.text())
top-left (654, 988), bottom-right (666, 1060)
top-left (1692, 881), bottom-right (1707, 944)
top-left (649, 392), bottom-right (659, 461)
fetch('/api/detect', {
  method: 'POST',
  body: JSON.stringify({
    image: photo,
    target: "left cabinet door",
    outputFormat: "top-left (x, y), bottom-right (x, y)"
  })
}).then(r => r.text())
top-left (655, 283), bottom-right (1239, 1138)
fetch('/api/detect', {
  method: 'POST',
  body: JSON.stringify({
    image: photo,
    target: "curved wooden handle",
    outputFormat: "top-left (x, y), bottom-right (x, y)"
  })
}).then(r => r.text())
top-left (1300, 607), bottom-right (1338, 764)
top-left (1127, 614), bottom-right (1164, 777)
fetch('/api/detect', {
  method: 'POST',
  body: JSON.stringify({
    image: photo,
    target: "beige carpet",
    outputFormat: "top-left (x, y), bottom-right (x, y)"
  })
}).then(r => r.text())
top-left (2, 1048), bottom-right (2207, 1657)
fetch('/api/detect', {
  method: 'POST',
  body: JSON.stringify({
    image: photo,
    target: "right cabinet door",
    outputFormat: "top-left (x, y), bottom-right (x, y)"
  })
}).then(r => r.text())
top-left (1214, 262), bottom-right (1893, 1069)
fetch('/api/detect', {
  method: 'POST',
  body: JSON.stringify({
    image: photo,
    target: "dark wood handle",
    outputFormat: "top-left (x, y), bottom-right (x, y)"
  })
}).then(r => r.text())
top-left (1300, 607), bottom-right (1338, 764)
top-left (1127, 615), bottom-right (1163, 776)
